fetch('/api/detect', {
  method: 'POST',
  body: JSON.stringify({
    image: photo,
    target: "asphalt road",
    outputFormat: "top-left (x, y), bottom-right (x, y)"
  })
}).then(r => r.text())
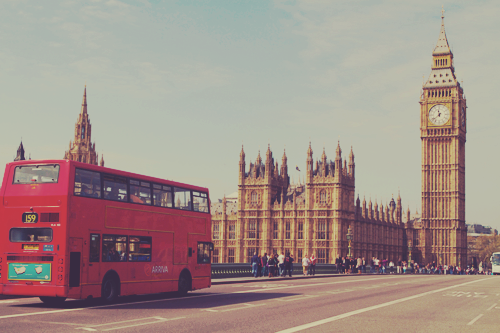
top-left (0, 275), bottom-right (498, 332)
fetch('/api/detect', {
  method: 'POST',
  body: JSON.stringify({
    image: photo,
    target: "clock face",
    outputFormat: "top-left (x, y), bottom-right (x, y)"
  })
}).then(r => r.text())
top-left (428, 104), bottom-right (450, 126)
top-left (461, 107), bottom-right (466, 128)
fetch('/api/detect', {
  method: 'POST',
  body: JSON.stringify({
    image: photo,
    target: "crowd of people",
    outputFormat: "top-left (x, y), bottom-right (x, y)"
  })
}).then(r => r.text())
top-left (251, 254), bottom-right (493, 277)
top-left (336, 256), bottom-right (493, 275)
top-left (250, 252), bottom-right (318, 278)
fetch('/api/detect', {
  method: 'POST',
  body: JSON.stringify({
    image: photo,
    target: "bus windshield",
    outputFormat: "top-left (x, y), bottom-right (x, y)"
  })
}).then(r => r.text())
top-left (491, 253), bottom-right (500, 265)
top-left (13, 164), bottom-right (60, 184)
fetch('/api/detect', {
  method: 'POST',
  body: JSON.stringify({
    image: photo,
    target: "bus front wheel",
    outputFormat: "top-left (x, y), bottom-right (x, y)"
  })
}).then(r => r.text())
top-left (39, 296), bottom-right (67, 305)
top-left (102, 277), bottom-right (119, 303)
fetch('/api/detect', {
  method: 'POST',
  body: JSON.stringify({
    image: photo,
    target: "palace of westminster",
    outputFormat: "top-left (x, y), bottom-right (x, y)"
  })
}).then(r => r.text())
top-left (13, 13), bottom-right (468, 266)
top-left (210, 13), bottom-right (468, 266)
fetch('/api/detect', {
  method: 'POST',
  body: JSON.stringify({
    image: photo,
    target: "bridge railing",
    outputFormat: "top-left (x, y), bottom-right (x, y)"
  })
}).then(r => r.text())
top-left (211, 263), bottom-right (339, 279)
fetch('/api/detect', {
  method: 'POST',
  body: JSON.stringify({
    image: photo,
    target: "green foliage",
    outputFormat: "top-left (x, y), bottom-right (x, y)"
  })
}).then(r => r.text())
top-left (469, 235), bottom-right (500, 267)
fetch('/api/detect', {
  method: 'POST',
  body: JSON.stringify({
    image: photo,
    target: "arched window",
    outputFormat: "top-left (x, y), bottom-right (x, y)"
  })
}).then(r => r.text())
top-left (320, 190), bottom-right (326, 204)
top-left (251, 191), bottom-right (258, 204)
top-left (81, 126), bottom-right (85, 140)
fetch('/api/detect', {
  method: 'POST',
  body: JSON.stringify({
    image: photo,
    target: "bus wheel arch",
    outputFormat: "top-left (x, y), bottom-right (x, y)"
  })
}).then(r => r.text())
top-left (178, 269), bottom-right (192, 296)
top-left (101, 270), bottom-right (121, 303)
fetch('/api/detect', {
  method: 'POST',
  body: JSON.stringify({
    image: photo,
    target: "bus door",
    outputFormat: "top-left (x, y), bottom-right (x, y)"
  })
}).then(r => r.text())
top-left (86, 233), bottom-right (101, 285)
top-left (69, 237), bottom-right (82, 294)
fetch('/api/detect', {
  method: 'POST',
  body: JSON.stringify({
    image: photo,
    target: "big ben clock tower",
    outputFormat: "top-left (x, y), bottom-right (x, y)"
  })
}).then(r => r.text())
top-left (419, 9), bottom-right (467, 266)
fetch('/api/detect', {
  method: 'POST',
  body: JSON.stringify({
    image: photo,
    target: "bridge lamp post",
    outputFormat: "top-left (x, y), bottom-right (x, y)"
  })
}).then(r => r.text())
top-left (408, 240), bottom-right (412, 265)
top-left (347, 225), bottom-right (353, 259)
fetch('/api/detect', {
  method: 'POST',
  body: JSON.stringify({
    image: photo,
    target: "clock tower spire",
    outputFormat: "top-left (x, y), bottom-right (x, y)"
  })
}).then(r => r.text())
top-left (419, 9), bottom-right (467, 266)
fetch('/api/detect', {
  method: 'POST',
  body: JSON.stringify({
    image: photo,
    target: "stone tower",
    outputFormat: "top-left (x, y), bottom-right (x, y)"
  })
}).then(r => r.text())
top-left (419, 9), bottom-right (467, 266)
top-left (14, 141), bottom-right (26, 161)
top-left (64, 86), bottom-right (104, 166)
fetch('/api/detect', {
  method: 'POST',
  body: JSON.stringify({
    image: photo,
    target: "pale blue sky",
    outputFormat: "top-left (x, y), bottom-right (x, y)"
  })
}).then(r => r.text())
top-left (1, 0), bottom-right (499, 229)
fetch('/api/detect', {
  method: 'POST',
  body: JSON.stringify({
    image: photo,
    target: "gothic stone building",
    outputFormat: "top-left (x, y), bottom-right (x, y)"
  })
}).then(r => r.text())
top-left (415, 11), bottom-right (467, 266)
top-left (212, 12), bottom-right (468, 266)
top-left (64, 86), bottom-right (104, 166)
top-left (211, 144), bottom-right (409, 264)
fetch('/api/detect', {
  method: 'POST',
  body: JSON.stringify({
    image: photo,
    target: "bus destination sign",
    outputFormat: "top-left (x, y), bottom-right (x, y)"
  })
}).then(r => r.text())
top-left (22, 212), bottom-right (38, 223)
top-left (22, 244), bottom-right (40, 251)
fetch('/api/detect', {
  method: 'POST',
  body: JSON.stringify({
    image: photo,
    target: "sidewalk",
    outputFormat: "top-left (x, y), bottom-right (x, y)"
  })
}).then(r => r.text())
top-left (211, 272), bottom-right (372, 285)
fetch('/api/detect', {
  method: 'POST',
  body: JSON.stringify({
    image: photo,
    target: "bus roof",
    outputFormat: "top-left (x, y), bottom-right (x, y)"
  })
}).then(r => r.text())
top-left (3, 159), bottom-right (209, 193)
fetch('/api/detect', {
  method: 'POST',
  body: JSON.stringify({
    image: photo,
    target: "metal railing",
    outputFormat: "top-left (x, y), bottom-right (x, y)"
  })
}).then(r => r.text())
top-left (211, 263), bottom-right (339, 279)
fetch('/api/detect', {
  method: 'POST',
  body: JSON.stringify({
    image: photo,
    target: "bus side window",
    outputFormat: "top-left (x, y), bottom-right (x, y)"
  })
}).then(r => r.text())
top-left (197, 242), bottom-right (211, 264)
top-left (130, 180), bottom-right (151, 205)
top-left (174, 187), bottom-right (191, 210)
top-left (192, 191), bottom-right (209, 213)
top-left (102, 235), bottom-right (128, 262)
top-left (153, 184), bottom-right (173, 208)
top-left (103, 175), bottom-right (127, 202)
top-left (128, 236), bottom-right (152, 262)
top-left (74, 169), bottom-right (101, 198)
top-left (90, 234), bottom-right (100, 262)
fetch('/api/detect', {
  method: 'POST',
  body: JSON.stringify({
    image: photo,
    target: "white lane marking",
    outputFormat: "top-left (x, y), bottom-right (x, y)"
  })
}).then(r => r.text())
top-left (276, 278), bottom-right (491, 333)
top-left (203, 302), bottom-right (266, 313)
top-left (487, 303), bottom-right (497, 311)
top-left (0, 275), bottom-right (439, 320)
top-left (74, 316), bottom-right (185, 331)
top-left (275, 295), bottom-right (319, 302)
top-left (101, 316), bottom-right (185, 332)
top-left (467, 314), bottom-right (483, 326)
top-left (233, 276), bottom-right (402, 294)
top-left (0, 293), bottom-right (219, 320)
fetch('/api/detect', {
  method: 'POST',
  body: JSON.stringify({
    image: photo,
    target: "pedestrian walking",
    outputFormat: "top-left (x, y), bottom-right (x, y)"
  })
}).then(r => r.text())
top-left (302, 254), bottom-right (310, 276)
top-left (309, 253), bottom-right (317, 275)
top-left (251, 252), bottom-right (259, 278)
top-left (278, 252), bottom-right (285, 277)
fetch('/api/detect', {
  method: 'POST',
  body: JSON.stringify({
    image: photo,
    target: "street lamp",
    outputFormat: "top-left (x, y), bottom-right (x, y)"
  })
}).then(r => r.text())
top-left (408, 240), bottom-right (412, 265)
top-left (347, 225), bottom-right (353, 259)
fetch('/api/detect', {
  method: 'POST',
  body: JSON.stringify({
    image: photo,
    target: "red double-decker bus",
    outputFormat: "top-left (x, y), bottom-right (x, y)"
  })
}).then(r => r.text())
top-left (0, 160), bottom-right (212, 304)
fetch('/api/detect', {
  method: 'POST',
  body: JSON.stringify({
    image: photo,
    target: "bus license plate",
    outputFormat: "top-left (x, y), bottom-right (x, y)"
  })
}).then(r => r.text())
top-left (22, 212), bottom-right (38, 223)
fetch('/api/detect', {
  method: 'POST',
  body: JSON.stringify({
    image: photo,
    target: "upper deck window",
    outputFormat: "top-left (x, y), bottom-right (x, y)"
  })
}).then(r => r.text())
top-left (153, 184), bottom-right (173, 208)
top-left (174, 187), bottom-right (191, 210)
top-left (492, 254), bottom-right (500, 266)
top-left (74, 169), bottom-right (101, 198)
top-left (193, 191), bottom-right (209, 213)
top-left (129, 180), bottom-right (151, 205)
top-left (103, 175), bottom-right (127, 202)
top-left (13, 164), bottom-right (60, 184)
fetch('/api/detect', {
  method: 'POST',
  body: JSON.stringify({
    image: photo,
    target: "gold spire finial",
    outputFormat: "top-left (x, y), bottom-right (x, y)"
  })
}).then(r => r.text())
top-left (441, 5), bottom-right (445, 20)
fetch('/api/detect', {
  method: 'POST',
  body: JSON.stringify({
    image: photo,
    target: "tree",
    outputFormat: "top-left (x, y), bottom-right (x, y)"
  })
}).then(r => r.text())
top-left (469, 235), bottom-right (500, 269)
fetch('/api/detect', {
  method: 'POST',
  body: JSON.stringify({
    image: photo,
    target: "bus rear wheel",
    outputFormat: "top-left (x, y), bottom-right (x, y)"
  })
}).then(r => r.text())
top-left (177, 273), bottom-right (191, 296)
top-left (102, 277), bottom-right (119, 303)
top-left (39, 296), bottom-right (67, 305)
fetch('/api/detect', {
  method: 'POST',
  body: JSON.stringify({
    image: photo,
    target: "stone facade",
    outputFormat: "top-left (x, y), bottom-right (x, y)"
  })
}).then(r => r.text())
top-left (212, 13), bottom-right (468, 266)
top-left (64, 86), bottom-right (104, 166)
top-left (14, 141), bottom-right (26, 161)
top-left (211, 144), bottom-right (409, 263)
top-left (416, 12), bottom-right (467, 266)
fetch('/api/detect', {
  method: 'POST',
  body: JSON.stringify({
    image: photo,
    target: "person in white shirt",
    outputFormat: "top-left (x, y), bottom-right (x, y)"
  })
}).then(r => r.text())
top-left (278, 253), bottom-right (285, 277)
top-left (302, 255), bottom-right (310, 276)
top-left (389, 261), bottom-right (395, 274)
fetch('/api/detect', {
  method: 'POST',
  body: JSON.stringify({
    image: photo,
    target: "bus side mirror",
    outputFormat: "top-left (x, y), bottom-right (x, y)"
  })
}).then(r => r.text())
top-left (188, 248), bottom-right (192, 257)
top-left (209, 243), bottom-right (214, 251)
